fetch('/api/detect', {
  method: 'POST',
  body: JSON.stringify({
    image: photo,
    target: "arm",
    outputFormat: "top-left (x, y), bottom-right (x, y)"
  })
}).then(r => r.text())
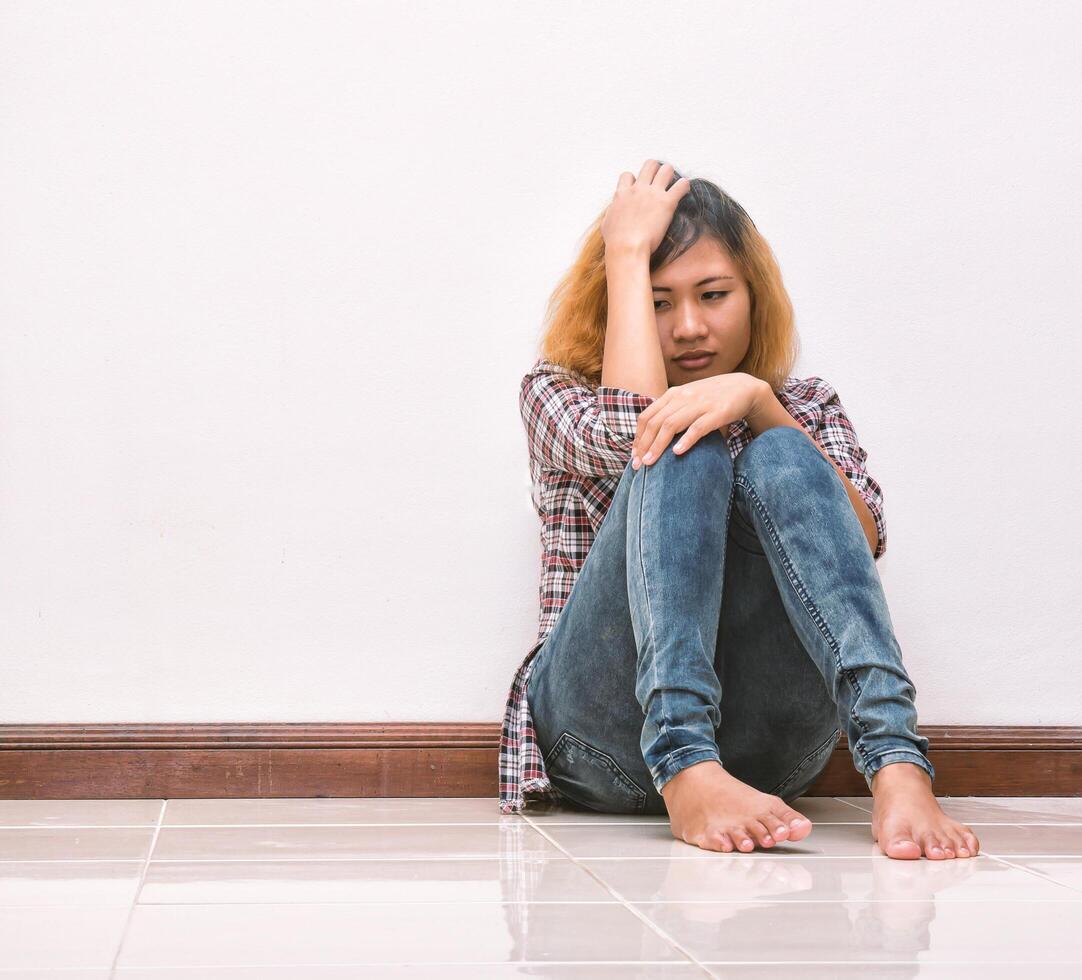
top-left (600, 246), bottom-right (668, 398)
top-left (746, 382), bottom-right (883, 560)
top-left (520, 369), bottom-right (657, 478)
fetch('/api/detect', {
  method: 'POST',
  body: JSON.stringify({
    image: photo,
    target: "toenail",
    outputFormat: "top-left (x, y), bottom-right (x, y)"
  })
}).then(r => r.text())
top-left (959, 848), bottom-right (970, 856)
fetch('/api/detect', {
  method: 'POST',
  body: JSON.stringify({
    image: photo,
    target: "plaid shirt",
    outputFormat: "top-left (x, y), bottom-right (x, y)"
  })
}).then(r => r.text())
top-left (498, 356), bottom-right (887, 814)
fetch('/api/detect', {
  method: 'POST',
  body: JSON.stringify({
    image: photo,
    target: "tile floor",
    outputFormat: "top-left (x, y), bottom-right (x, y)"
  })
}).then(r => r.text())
top-left (1, 795), bottom-right (1081, 977)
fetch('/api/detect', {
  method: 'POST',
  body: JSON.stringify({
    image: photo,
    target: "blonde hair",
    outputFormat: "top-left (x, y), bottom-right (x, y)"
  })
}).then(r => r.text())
top-left (537, 170), bottom-right (799, 393)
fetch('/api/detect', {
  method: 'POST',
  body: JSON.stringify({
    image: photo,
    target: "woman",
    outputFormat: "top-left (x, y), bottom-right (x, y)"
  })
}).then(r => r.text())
top-left (499, 159), bottom-right (980, 861)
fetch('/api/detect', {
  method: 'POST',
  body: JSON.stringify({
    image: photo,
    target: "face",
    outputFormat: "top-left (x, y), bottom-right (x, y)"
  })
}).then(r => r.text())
top-left (651, 236), bottom-right (752, 387)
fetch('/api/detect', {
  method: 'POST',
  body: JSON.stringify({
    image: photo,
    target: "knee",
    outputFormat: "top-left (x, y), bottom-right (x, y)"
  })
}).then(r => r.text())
top-left (651, 426), bottom-right (733, 480)
top-left (734, 425), bottom-right (822, 486)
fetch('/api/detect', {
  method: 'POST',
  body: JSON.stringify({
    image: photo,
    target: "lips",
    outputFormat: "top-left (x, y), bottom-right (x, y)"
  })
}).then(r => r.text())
top-left (676, 352), bottom-right (714, 365)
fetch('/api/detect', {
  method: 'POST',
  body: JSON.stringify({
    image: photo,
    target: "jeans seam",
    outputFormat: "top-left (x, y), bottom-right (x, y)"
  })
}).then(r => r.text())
top-left (636, 465), bottom-right (672, 765)
top-left (655, 746), bottom-right (720, 789)
top-left (734, 473), bottom-right (875, 774)
top-left (863, 749), bottom-right (935, 783)
top-left (769, 727), bottom-right (840, 797)
top-left (667, 742), bottom-right (720, 764)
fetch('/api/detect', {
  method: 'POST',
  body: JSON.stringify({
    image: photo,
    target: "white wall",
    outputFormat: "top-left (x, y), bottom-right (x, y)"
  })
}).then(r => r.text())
top-left (1, 1), bottom-right (1078, 725)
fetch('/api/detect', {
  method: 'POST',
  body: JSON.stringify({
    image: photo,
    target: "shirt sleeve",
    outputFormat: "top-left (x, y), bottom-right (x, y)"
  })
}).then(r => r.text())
top-left (810, 378), bottom-right (888, 561)
top-left (519, 369), bottom-right (657, 479)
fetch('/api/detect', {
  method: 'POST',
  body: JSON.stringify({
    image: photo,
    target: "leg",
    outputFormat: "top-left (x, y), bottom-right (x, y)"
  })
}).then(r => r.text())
top-left (716, 486), bottom-right (841, 804)
top-left (625, 423), bottom-right (732, 794)
top-left (525, 453), bottom-right (666, 814)
top-left (527, 426), bottom-right (834, 821)
top-left (730, 426), bottom-right (983, 860)
top-left (626, 425), bottom-right (840, 800)
top-left (730, 424), bottom-right (935, 789)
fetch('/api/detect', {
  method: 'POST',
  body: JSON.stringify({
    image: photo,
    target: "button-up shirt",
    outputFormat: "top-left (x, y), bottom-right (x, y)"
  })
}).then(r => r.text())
top-left (499, 356), bottom-right (887, 813)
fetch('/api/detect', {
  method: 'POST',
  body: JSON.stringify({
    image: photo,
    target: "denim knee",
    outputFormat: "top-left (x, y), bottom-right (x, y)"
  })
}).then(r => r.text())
top-left (649, 426), bottom-right (733, 478)
top-left (734, 424), bottom-right (823, 485)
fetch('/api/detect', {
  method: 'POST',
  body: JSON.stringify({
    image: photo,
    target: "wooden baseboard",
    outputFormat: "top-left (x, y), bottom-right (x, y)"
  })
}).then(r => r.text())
top-left (0, 724), bottom-right (1079, 799)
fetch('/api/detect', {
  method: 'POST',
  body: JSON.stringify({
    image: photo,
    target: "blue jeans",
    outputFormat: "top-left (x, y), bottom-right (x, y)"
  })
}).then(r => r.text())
top-left (527, 425), bottom-right (934, 815)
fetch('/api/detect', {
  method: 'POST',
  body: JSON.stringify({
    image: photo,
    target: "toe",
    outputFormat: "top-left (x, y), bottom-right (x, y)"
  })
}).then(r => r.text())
top-left (748, 819), bottom-right (775, 847)
top-left (761, 811), bottom-right (789, 841)
top-left (712, 831), bottom-right (735, 852)
top-left (964, 831), bottom-right (980, 855)
top-left (732, 826), bottom-right (755, 851)
top-left (924, 833), bottom-right (946, 859)
top-left (774, 803), bottom-right (812, 840)
top-left (882, 832), bottom-right (921, 860)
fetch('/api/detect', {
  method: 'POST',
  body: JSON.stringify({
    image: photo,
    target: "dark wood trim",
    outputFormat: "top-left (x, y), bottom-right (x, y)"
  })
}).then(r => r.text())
top-left (1, 724), bottom-right (1079, 799)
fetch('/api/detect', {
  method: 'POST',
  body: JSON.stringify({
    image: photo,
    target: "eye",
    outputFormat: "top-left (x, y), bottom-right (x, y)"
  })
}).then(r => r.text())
top-left (653, 291), bottom-right (730, 310)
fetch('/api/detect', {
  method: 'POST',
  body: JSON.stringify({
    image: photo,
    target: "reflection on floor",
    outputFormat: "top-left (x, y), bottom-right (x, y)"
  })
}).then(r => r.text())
top-left (1, 795), bottom-right (1081, 976)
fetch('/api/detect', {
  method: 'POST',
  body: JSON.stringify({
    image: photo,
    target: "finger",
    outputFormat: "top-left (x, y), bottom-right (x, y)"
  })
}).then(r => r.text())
top-left (638, 159), bottom-right (660, 183)
top-left (616, 172), bottom-right (635, 192)
top-left (637, 401), bottom-right (691, 462)
top-left (668, 175), bottom-right (692, 198)
top-left (651, 161), bottom-right (675, 186)
top-left (638, 414), bottom-right (688, 467)
top-left (632, 406), bottom-right (670, 462)
top-left (632, 394), bottom-right (668, 455)
top-left (671, 422), bottom-right (701, 455)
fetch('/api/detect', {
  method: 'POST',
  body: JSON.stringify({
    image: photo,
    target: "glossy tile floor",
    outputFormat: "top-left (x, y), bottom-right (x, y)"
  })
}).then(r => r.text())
top-left (1, 796), bottom-right (1081, 977)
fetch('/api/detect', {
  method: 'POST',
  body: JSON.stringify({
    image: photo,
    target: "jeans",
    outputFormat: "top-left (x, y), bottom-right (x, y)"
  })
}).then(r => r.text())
top-left (526, 424), bottom-right (934, 816)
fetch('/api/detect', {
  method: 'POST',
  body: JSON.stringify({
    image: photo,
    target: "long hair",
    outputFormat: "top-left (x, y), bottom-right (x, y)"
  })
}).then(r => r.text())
top-left (538, 168), bottom-right (798, 393)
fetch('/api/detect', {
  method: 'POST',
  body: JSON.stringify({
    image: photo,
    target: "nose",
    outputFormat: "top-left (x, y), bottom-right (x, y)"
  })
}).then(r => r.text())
top-left (674, 314), bottom-right (708, 340)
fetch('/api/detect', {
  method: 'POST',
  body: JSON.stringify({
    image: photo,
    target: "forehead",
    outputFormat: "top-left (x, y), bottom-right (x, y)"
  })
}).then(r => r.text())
top-left (653, 237), bottom-right (737, 283)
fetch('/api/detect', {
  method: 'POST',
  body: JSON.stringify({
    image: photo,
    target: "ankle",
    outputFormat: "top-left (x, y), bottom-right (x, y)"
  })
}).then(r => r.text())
top-left (660, 758), bottom-right (726, 802)
top-left (870, 761), bottom-right (932, 794)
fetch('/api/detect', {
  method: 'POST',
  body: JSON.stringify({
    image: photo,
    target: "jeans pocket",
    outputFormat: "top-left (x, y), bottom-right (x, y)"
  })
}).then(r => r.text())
top-left (770, 728), bottom-right (840, 801)
top-left (543, 731), bottom-right (649, 815)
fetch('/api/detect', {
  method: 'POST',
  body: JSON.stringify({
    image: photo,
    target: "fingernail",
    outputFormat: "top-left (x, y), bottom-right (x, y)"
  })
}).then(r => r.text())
top-left (631, 457), bottom-right (640, 469)
top-left (643, 453), bottom-right (653, 463)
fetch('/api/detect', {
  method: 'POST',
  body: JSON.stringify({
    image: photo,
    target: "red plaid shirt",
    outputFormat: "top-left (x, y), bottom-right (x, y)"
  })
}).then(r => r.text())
top-left (499, 356), bottom-right (887, 813)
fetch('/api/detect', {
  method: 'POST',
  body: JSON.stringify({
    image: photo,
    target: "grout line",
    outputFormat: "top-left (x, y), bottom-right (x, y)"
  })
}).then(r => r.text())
top-left (698, 961), bottom-right (1082, 967)
top-left (27, 960), bottom-right (1066, 971)
top-left (983, 851), bottom-right (1082, 893)
top-left (23, 960), bottom-right (1082, 969)
top-left (833, 796), bottom-right (874, 814)
top-left (7, 851), bottom-right (1082, 865)
top-left (8, 852), bottom-right (1082, 865)
top-left (107, 799), bottom-right (166, 979)
top-left (522, 812), bottom-right (719, 979)
top-left (5, 895), bottom-right (1082, 909)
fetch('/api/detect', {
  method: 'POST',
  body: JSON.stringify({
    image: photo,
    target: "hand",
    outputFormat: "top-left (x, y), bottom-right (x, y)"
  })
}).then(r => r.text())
top-left (631, 374), bottom-right (769, 469)
top-left (600, 159), bottom-right (692, 257)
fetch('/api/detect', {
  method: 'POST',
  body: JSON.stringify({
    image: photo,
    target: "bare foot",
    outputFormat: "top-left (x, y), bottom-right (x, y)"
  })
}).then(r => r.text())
top-left (661, 759), bottom-right (813, 853)
top-left (870, 762), bottom-right (981, 860)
